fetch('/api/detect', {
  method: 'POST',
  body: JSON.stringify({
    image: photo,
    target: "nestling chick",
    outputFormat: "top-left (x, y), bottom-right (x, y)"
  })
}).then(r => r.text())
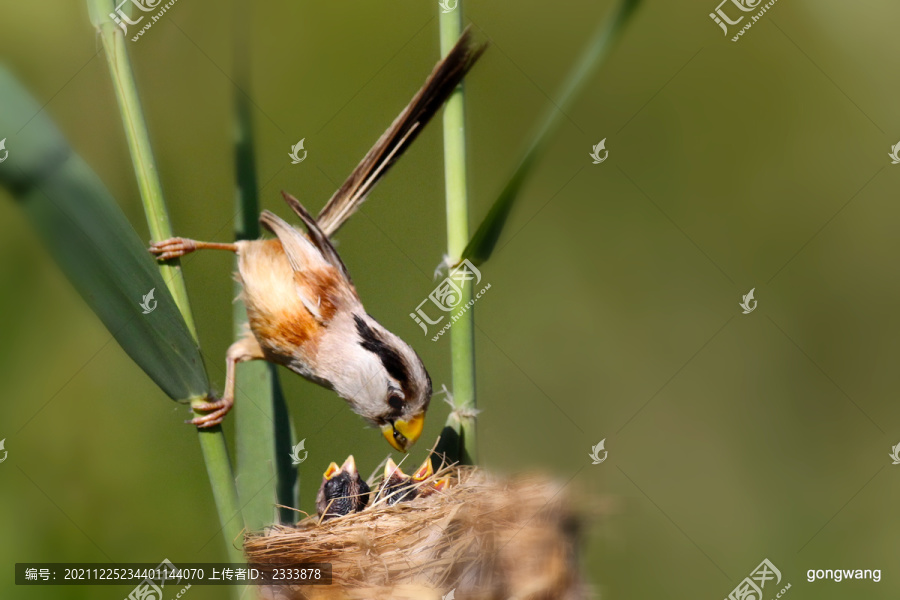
top-left (148, 29), bottom-right (486, 453)
top-left (378, 457), bottom-right (437, 505)
top-left (315, 455), bottom-right (370, 520)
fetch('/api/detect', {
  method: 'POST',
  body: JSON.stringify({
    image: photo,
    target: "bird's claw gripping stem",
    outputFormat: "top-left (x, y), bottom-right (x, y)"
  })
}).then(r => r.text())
top-left (188, 396), bottom-right (234, 428)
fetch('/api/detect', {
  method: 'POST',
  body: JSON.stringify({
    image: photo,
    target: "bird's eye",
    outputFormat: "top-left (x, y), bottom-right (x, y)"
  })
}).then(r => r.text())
top-left (388, 395), bottom-right (404, 412)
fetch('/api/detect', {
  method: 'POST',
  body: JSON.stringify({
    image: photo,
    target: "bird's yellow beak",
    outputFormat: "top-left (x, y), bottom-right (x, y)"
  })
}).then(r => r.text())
top-left (323, 462), bottom-right (341, 480)
top-left (382, 412), bottom-right (425, 452)
top-left (340, 455), bottom-right (358, 475)
top-left (383, 457), bottom-right (404, 479)
top-left (412, 457), bottom-right (434, 481)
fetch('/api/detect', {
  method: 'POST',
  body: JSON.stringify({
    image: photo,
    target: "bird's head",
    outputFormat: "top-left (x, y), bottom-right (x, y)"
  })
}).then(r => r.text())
top-left (346, 314), bottom-right (432, 453)
top-left (315, 455), bottom-right (370, 519)
top-left (379, 457), bottom-right (437, 505)
top-left (380, 457), bottom-right (415, 505)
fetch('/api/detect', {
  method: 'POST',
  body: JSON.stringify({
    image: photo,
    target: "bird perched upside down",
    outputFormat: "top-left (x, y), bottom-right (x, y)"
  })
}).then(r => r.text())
top-left (315, 455), bottom-right (370, 520)
top-left (149, 30), bottom-right (486, 452)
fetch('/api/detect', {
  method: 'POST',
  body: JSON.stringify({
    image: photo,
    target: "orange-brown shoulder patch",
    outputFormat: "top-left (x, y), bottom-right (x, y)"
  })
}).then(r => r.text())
top-left (294, 267), bottom-right (343, 323)
top-left (251, 305), bottom-right (321, 359)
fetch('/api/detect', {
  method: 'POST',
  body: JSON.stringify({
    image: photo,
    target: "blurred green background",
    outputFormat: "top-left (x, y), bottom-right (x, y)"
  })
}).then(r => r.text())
top-left (2, 0), bottom-right (900, 598)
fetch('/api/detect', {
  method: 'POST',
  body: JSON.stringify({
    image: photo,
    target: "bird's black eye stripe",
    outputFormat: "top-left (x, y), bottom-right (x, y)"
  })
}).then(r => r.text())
top-left (354, 315), bottom-right (409, 386)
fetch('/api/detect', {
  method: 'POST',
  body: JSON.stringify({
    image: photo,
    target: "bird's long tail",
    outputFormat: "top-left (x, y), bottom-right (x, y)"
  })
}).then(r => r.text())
top-left (312, 26), bottom-right (487, 238)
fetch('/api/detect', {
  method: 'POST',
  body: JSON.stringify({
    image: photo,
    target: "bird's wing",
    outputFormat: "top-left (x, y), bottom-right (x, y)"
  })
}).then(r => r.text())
top-left (313, 26), bottom-right (487, 238)
top-left (260, 210), bottom-right (324, 272)
top-left (280, 191), bottom-right (352, 284)
top-left (259, 209), bottom-right (356, 321)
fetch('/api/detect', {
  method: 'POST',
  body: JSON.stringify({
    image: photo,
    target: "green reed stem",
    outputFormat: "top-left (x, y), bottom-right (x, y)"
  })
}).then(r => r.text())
top-left (232, 11), bottom-right (298, 528)
top-left (440, 4), bottom-right (477, 465)
top-left (88, 0), bottom-right (244, 570)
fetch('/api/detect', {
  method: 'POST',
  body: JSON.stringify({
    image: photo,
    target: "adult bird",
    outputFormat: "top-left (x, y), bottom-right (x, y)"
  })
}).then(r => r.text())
top-left (150, 29), bottom-right (486, 452)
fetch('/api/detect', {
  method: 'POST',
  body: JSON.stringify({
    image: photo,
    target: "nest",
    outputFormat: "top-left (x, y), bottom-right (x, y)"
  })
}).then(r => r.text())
top-left (245, 466), bottom-right (589, 600)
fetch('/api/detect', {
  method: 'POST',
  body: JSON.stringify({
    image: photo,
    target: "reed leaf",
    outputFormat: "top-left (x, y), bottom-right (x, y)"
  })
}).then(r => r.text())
top-left (462, 0), bottom-right (642, 265)
top-left (0, 67), bottom-right (209, 402)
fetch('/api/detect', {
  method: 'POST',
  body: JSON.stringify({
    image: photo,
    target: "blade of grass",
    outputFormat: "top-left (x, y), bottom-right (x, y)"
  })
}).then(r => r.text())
top-left (439, 3), bottom-right (477, 465)
top-left (462, 0), bottom-right (642, 265)
top-left (87, 0), bottom-right (245, 570)
top-left (0, 67), bottom-right (208, 402)
top-left (232, 10), bottom-right (298, 529)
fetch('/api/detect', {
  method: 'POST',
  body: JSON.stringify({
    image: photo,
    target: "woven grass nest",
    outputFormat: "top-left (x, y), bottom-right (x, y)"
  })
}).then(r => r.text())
top-left (245, 464), bottom-right (590, 600)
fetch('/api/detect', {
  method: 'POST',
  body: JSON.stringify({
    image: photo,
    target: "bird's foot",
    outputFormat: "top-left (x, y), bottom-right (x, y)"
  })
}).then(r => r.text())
top-left (188, 396), bottom-right (234, 428)
top-left (149, 237), bottom-right (198, 261)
